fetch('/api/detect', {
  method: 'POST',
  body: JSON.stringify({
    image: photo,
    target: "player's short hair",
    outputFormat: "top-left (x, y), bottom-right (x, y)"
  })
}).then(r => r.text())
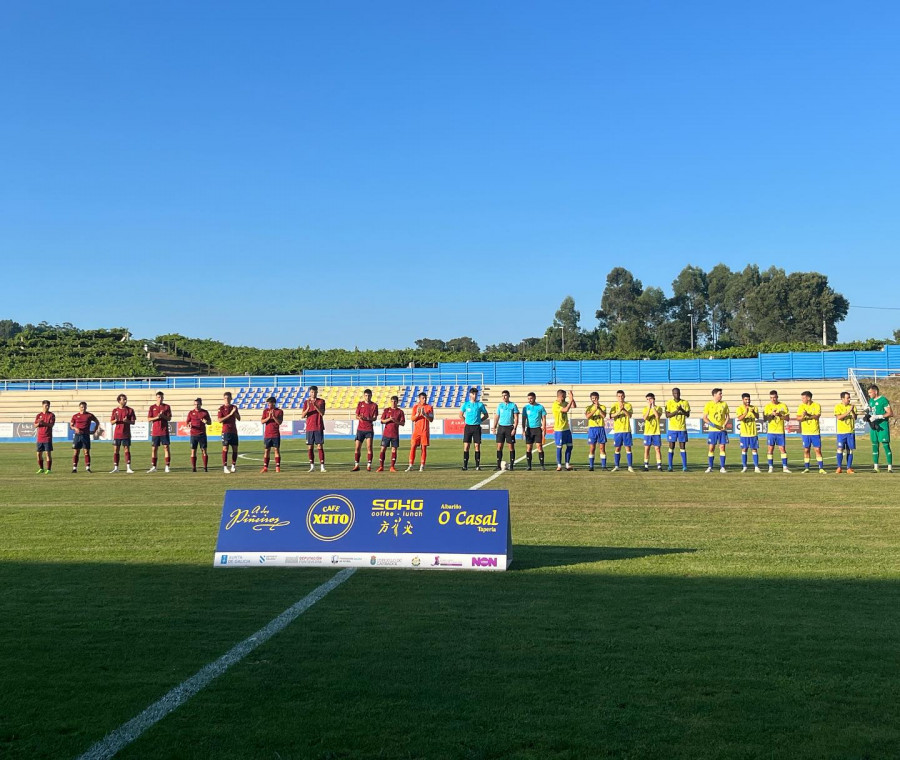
top-left (363, 388), bottom-right (372, 396)
top-left (224, 391), bottom-right (232, 399)
top-left (672, 387), bottom-right (681, 394)
top-left (870, 384), bottom-right (880, 393)
top-left (391, 395), bottom-right (399, 402)
top-left (502, 389), bottom-right (510, 396)
top-left (468, 387), bottom-right (478, 395)
top-left (309, 385), bottom-right (318, 393)
top-left (840, 391), bottom-right (851, 400)
top-left (770, 389), bottom-right (779, 396)
top-left (156, 391), bottom-right (164, 398)
top-left (616, 389), bottom-right (625, 396)
top-left (741, 393), bottom-right (750, 400)
top-left (195, 397), bottom-right (202, 403)
top-left (646, 393), bottom-right (655, 400)
top-left (117, 394), bottom-right (127, 402)
top-left (266, 396), bottom-right (276, 404)
top-left (78, 401), bottom-right (86, 408)
top-left (801, 391), bottom-right (812, 399)
top-left (711, 387), bottom-right (722, 396)
top-left (418, 391), bottom-right (427, 398)
top-left (527, 392), bottom-right (536, 399)
top-left (590, 392), bottom-right (599, 399)
top-left (42, 399), bottom-right (50, 406)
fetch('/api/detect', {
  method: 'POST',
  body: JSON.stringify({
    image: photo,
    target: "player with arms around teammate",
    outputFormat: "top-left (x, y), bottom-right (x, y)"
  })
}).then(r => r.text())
top-left (147, 391), bottom-right (173, 473)
top-left (610, 390), bottom-right (634, 472)
top-left (764, 390), bottom-right (791, 473)
top-left (866, 384), bottom-right (893, 473)
top-left (70, 401), bottom-right (101, 473)
top-left (34, 399), bottom-right (56, 474)
top-left (261, 396), bottom-right (284, 473)
top-left (736, 393), bottom-right (761, 473)
top-left (585, 392), bottom-right (607, 471)
top-left (186, 397), bottom-right (212, 472)
top-left (665, 387), bottom-right (690, 471)
top-left (493, 390), bottom-right (519, 471)
top-left (110, 394), bottom-right (136, 474)
top-left (218, 391), bottom-right (241, 473)
top-left (378, 396), bottom-right (405, 472)
top-left (834, 391), bottom-right (858, 474)
top-left (460, 387), bottom-right (489, 471)
top-left (352, 388), bottom-right (378, 472)
top-left (797, 391), bottom-right (826, 474)
top-left (642, 393), bottom-right (663, 471)
top-left (704, 388), bottom-right (730, 473)
top-left (407, 391), bottom-right (433, 472)
top-left (302, 385), bottom-right (327, 472)
top-left (552, 388), bottom-right (576, 471)
top-left (521, 391), bottom-right (547, 471)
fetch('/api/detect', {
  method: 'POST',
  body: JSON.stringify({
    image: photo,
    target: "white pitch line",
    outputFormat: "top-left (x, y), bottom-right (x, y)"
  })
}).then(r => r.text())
top-left (75, 568), bottom-right (356, 760)
top-left (76, 455), bottom-right (520, 759)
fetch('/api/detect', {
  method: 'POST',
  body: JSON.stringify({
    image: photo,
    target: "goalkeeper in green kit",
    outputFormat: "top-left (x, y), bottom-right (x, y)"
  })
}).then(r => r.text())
top-left (866, 384), bottom-right (893, 472)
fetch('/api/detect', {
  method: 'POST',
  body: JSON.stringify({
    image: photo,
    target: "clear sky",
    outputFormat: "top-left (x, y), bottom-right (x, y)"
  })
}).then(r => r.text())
top-left (2, 1), bottom-right (898, 349)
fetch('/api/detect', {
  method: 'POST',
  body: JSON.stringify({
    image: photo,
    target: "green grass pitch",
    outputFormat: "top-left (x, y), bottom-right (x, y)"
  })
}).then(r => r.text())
top-left (2, 438), bottom-right (899, 759)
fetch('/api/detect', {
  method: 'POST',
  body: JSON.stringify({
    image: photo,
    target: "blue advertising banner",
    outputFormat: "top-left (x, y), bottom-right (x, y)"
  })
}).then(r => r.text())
top-left (214, 489), bottom-right (512, 571)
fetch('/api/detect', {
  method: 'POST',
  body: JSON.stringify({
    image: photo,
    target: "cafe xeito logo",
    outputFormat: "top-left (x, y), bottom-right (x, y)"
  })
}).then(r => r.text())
top-left (307, 494), bottom-right (356, 542)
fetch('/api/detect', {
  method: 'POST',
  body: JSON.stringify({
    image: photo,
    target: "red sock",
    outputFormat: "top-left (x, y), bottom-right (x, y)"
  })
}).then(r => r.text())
top-left (38, 454), bottom-right (44, 468)
top-left (73, 453), bottom-right (79, 466)
top-left (84, 452), bottom-right (91, 467)
top-left (263, 453), bottom-right (270, 467)
top-left (125, 452), bottom-right (131, 464)
top-left (222, 450), bottom-right (228, 465)
top-left (152, 456), bottom-right (157, 467)
top-left (355, 450), bottom-right (360, 463)
top-left (391, 451), bottom-right (397, 467)
top-left (165, 456), bottom-right (170, 466)
top-left (232, 451), bottom-right (237, 465)
top-left (113, 450), bottom-right (119, 466)
top-left (307, 446), bottom-right (314, 463)
top-left (319, 449), bottom-right (325, 464)
top-left (191, 454), bottom-right (196, 469)
top-left (275, 455), bottom-right (280, 467)
top-left (202, 453), bottom-right (208, 468)
top-left (380, 450), bottom-right (386, 466)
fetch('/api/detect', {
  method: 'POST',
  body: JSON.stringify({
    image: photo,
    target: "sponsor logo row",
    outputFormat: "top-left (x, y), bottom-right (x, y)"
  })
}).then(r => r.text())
top-left (215, 552), bottom-right (506, 570)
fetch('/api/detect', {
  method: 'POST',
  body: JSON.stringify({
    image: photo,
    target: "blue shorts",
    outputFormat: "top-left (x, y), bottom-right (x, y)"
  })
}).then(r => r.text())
top-left (264, 436), bottom-right (281, 449)
top-left (667, 430), bottom-right (688, 444)
top-left (836, 433), bottom-right (856, 451)
top-left (355, 430), bottom-right (374, 442)
top-left (113, 438), bottom-right (132, 448)
top-left (36, 441), bottom-right (53, 452)
top-left (222, 431), bottom-right (239, 447)
top-left (190, 434), bottom-right (208, 450)
top-left (644, 435), bottom-right (661, 448)
top-left (381, 436), bottom-right (399, 449)
top-left (73, 434), bottom-right (91, 450)
top-left (740, 436), bottom-right (759, 450)
top-left (802, 434), bottom-right (822, 450)
top-left (306, 430), bottom-right (324, 445)
top-left (707, 431), bottom-right (728, 446)
top-left (151, 435), bottom-right (170, 447)
top-left (767, 433), bottom-right (786, 448)
top-left (613, 432), bottom-right (633, 448)
top-left (587, 427), bottom-right (607, 445)
top-left (554, 430), bottom-right (573, 446)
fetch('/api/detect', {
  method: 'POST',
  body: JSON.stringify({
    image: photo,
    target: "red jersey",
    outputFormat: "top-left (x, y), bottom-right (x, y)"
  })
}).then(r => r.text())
top-left (356, 401), bottom-right (379, 432)
top-left (35, 411), bottom-right (56, 443)
top-left (412, 403), bottom-right (434, 442)
top-left (110, 406), bottom-right (136, 440)
top-left (70, 411), bottom-right (100, 436)
top-left (261, 407), bottom-right (284, 438)
top-left (148, 403), bottom-right (172, 437)
top-left (303, 398), bottom-right (326, 432)
top-left (186, 408), bottom-right (212, 436)
top-left (218, 404), bottom-right (240, 433)
top-left (381, 407), bottom-right (405, 438)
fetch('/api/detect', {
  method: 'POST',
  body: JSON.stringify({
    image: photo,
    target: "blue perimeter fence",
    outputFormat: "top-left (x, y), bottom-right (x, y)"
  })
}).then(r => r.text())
top-left (2, 346), bottom-right (899, 391)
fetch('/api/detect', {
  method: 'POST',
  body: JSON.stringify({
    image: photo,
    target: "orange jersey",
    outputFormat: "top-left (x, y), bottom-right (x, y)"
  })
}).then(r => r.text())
top-left (411, 403), bottom-right (434, 443)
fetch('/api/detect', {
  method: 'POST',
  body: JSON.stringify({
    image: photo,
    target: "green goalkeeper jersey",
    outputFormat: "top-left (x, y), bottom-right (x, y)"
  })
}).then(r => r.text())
top-left (868, 394), bottom-right (891, 440)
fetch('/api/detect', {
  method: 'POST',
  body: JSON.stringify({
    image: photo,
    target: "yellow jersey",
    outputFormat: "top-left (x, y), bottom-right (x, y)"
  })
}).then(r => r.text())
top-left (797, 402), bottom-right (821, 435)
top-left (552, 400), bottom-right (570, 432)
top-left (737, 404), bottom-right (759, 438)
top-left (643, 405), bottom-right (662, 436)
top-left (704, 400), bottom-right (729, 430)
top-left (665, 399), bottom-right (690, 432)
top-left (610, 402), bottom-right (632, 433)
top-left (585, 403), bottom-right (606, 428)
top-left (764, 402), bottom-right (789, 434)
top-left (834, 402), bottom-right (857, 435)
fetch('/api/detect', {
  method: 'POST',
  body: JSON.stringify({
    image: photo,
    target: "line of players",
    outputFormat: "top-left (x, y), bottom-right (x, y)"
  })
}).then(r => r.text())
top-left (30, 383), bottom-right (893, 475)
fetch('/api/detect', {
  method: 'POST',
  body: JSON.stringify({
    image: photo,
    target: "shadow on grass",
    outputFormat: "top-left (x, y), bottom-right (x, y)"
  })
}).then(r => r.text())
top-left (511, 544), bottom-right (696, 570)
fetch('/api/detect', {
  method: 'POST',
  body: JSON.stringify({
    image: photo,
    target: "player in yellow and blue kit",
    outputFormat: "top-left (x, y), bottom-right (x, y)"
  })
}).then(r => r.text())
top-left (703, 388), bottom-right (730, 473)
top-left (610, 390), bottom-right (634, 472)
top-left (736, 393), bottom-right (761, 473)
top-left (584, 392), bottom-right (607, 471)
top-left (642, 393), bottom-right (663, 471)
top-left (763, 390), bottom-right (791, 473)
top-left (665, 387), bottom-right (690, 471)
top-left (551, 388), bottom-right (577, 471)
top-left (797, 390), bottom-right (826, 473)
top-left (834, 391), bottom-right (857, 474)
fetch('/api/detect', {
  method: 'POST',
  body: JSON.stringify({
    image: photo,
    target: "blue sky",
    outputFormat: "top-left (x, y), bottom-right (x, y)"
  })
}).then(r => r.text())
top-left (2, 1), bottom-right (898, 349)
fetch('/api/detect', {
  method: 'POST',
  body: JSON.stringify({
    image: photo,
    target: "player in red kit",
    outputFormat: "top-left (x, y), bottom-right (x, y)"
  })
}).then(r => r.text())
top-left (186, 397), bottom-right (212, 472)
top-left (302, 385), bottom-right (326, 472)
top-left (261, 396), bottom-right (284, 473)
top-left (407, 391), bottom-right (434, 471)
top-left (34, 399), bottom-right (56, 474)
top-left (70, 401), bottom-right (101, 473)
top-left (378, 395), bottom-right (405, 472)
top-left (110, 394), bottom-right (136, 473)
top-left (352, 388), bottom-right (378, 472)
top-left (147, 391), bottom-right (173, 473)
top-left (218, 391), bottom-right (241, 473)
